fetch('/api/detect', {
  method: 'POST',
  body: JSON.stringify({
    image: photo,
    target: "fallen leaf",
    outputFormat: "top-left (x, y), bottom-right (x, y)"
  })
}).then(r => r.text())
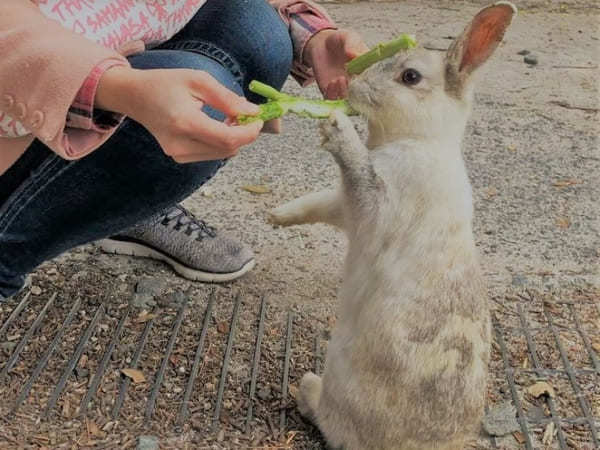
top-left (286, 431), bottom-right (298, 445)
top-left (121, 368), bottom-right (145, 383)
top-left (543, 301), bottom-right (561, 314)
top-left (542, 421), bottom-right (555, 445)
top-left (513, 431), bottom-right (526, 444)
top-left (169, 355), bottom-right (178, 366)
top-left (556, 216), bottom-right (570, 229)
top-left (592, 342), bottom-right (600, 354)
top-left (217, 321), bottom-right (229, 334)
top-left (552, 179), bottom-right (580, 188)
top-left (288, 384), bottom-right (298, 400)
top-left (241, 184), bottom-right (270, 194)
top-left (485, 186), bottom-right (498, 198)
top-left (78, 354), bottom-right (88, 368)
top-left (6, 334), bottom-right (20, 341)
top-left (521, 357), bottom-right (529, 369)
top-left (87, 420), bottom-right (103, 438)
top-left (507, 145), bottom-right (516, 152)
top-left (135, 312), bottom-right (157, 323)
top-left (62, 398), bottom-right (70, 418)
top-left (527, 381), bottom-right (555, 398)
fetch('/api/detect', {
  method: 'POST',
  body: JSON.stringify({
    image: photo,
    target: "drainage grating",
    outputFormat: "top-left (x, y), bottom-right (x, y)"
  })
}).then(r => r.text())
top-left (488, 291), bottom-right (599, 449)
top-left (0, 287), bottom-right (597, 448)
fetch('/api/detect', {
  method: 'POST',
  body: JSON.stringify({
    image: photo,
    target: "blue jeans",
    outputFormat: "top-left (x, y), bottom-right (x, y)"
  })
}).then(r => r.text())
top-left (0, 0), bottom-right (293, 298)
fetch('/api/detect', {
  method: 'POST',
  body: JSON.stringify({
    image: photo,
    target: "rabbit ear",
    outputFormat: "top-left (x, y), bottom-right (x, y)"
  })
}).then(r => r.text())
top-left (445, 2), bottom-right (516, 97)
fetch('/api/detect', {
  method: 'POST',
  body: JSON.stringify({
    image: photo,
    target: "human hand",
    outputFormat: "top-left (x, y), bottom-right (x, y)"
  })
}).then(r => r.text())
top-left (304, 29), bottom-right (369, 100)
top-left (95, 66), bottom-right (263, 163)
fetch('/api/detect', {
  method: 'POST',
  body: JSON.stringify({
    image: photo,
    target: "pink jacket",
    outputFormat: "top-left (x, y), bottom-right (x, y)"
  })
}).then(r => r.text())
top-left (0, 0), bottom-right (333, 176)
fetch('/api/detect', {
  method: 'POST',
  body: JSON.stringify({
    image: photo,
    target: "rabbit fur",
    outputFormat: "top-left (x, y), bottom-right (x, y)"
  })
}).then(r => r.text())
top-left (269, 3), bottom-right (517, 449)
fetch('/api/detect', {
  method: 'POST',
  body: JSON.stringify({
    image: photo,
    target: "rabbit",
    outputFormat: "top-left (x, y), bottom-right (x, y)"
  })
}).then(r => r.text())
top-left (268, 3), bottom-right (516, 450)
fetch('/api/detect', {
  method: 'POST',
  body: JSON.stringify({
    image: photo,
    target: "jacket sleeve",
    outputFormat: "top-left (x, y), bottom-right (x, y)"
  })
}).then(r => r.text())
top-left (0, 0), bottom-right (130, 160)
top-left (268, 0), bottom-right (337, 86)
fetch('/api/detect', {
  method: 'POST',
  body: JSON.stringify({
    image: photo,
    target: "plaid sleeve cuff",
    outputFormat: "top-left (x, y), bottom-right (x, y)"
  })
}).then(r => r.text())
top-left (66, 58), bottom-right (128, 131)
top-left (289, 12), bottom-right (336, 85)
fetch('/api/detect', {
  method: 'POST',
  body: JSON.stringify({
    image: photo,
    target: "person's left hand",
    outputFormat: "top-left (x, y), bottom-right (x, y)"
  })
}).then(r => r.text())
top-left (304, 29), bottom-right (369, 100)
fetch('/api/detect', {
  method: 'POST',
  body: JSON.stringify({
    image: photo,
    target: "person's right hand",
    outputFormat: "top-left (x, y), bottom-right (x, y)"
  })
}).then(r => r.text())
top-left (95, 66), bottom-right (263, 163)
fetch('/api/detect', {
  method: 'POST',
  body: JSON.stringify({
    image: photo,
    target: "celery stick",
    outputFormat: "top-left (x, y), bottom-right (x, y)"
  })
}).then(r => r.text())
top-left (345, 34), bottom-right (417, 75)
top-left (237, 81), bottom-right (356, 124)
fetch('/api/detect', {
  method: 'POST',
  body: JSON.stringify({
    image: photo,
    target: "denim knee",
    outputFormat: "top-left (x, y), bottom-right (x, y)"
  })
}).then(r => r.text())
top-left (164, 0), bottom-right (293, 102)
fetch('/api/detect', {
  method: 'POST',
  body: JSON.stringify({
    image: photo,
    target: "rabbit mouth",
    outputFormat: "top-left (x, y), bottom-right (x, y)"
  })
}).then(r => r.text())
top-left (347, 82), bottom-right (379, 116)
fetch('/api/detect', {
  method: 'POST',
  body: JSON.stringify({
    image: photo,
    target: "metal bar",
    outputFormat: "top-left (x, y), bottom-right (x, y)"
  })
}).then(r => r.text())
top-left (212, 293), bottom-right (242, 432)
top-left (144, 298), bottom-right (187, 425)
top-left (527, 416), bottom-right (600, 426)
top-left (516, 303), bottom-right (567, 449)
top-left (567, 303), bottom-right (600, 374)
top-left (484, 404), bottom-right (498, 448)
top-left (314, 331), bottom-right (322, 376)
top-left (43, 304), bottom-right (104, 419)
top-left (112, 312), bottom-right (155, 419)
top-left (245, 296), bottom-right (268, 433)
top-left (506, 367), bottom-right (598, 377)
top-left (544, 308), bottom-right (599, 446)
top-left (78, 306), bottom-right (131, 417)
top-left (0, 293), bottom-right (56, 382)
top-left (279, 310), bottom-right (294, 435)
top-left (492, 314), bottom-right (534, 450)
top-left (10, 298), bottom-right (81, 417)
top-left (0, 292), bottom-right (32, 340)
top-left (176, 291), bottom-right (215, 427)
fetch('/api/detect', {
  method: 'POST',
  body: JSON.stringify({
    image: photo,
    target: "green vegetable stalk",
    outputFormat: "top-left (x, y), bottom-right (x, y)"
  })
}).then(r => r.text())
top-left (237, 80), bottom-right (357, 124)
top-left (345, 33), bottom-right (417, 75)
top-left (237, 34), bottom-right (416, 124)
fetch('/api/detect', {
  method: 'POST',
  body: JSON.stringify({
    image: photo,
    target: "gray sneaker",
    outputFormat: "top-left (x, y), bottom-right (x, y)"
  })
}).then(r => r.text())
top-left (97, 205), bottom-right (255, 282)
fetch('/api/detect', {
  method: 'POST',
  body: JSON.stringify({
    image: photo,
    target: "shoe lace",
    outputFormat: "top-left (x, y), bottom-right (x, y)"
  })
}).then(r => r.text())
top-left (158, 205), bottom-right (217, 241)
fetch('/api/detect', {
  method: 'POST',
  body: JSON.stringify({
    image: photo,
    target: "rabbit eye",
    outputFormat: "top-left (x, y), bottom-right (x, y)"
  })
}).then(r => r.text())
top-left (400, 68), bottom-right (422, 86)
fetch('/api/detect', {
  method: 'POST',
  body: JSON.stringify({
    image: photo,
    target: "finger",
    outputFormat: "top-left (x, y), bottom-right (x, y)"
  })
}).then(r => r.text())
top-left (191, 72), bottom-right (259, 116)
top-left (188, 112), bottom-right (263, 151)
top-left (261, 118), bottom-right (282, 134)
top-left (325, 77), bottom-right (347, 100)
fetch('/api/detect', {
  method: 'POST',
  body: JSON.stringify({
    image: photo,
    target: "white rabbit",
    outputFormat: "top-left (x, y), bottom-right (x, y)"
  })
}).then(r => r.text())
top-left (269, 3), bottom-right (517, 449)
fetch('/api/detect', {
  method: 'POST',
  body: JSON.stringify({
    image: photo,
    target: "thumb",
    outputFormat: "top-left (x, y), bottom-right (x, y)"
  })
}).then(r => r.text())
top-left (343, 31), bottom-right (369, 61)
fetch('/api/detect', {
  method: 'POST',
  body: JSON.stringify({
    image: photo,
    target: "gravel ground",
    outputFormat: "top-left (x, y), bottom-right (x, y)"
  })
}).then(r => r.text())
top-left (0, 1), bottom-right (598, 448)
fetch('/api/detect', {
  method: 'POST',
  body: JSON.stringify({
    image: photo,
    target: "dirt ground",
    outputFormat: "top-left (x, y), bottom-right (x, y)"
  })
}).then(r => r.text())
top-left (0, 1), bottom-right (598, 449)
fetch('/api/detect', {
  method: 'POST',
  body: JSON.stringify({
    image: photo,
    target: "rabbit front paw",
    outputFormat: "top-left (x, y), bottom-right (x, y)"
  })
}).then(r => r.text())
top-left (320, 110), bottom-right (359, 155)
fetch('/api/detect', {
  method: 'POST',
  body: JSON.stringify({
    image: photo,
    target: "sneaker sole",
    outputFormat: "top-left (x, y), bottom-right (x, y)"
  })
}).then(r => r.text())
top-left (96, 239), bottom-right (255, 283)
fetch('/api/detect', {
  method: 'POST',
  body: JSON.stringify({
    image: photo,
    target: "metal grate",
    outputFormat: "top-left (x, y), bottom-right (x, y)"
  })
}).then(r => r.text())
top-left (491, 292), bottom-right (599, 449)
top-left (0, 287), bottom-right (597, 448)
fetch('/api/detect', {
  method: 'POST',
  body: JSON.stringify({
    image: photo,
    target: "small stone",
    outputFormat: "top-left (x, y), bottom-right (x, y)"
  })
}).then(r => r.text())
top-left (257, 386), bottom-right (271, 401)
top-left (74, 367), bottom-right (89, 379)
top-left (178, 366), bottom-right (186, 374)
top-left (135, 278), bottom-right (166, 295)
top-left (1, 342), bottom-right (17, 355)
top-left (524, 54), bottom-right (538, 65)
top-left (217, 430), bottom-right (225, 442)
top-left (156, 291), bottom-right (185, 308)
top-left (137, 435), bottom-right (159, 450)
top-left (483, 401), bottom-right (520, 436)
top-left (131, 292), bottom-right (156, 309)
top-left (30, 286), bottom-right (42, 296)
top-left (203, 401), bottom-right (212, 411)
top-left (517, 49), bottom-right (530, 55)
top-left (511, 274), bottom-right (528, 287)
